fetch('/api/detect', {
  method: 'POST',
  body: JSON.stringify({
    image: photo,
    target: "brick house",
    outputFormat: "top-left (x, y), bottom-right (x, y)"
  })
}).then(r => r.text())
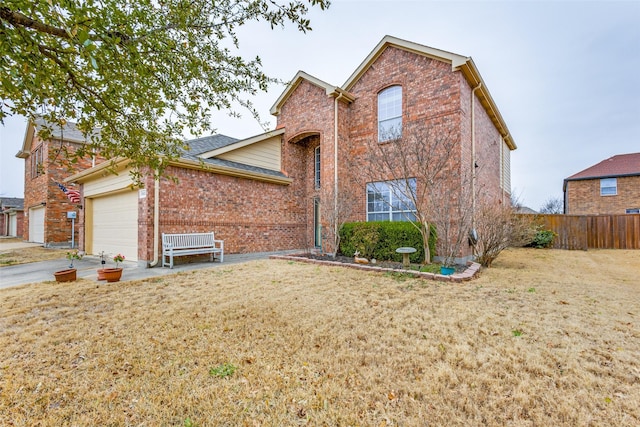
top-left (0, 197), bottom-right (24, 238)
top-left (61, 35), bottom-right (515, 266)
top-left (16, 118), bottom-right (100, 247)
top-left (563, 152), bottom-right (640, 215)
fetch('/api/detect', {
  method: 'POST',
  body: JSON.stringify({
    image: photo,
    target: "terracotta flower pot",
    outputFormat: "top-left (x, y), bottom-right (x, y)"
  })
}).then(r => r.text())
top-left (102, 268), bottom-right (123, 282)
top-left (97, 268), bottom-right (107, 280)
top-left (54, 269), bottom-right (77, 282)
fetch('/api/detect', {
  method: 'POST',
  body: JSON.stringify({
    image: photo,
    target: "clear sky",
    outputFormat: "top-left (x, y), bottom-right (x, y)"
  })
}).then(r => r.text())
top-left (1, 0), bottom-right (639, 211)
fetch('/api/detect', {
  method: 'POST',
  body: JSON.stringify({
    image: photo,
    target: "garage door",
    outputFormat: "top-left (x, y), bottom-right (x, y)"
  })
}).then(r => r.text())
top-left (29, 206), bottom-right (45, 243)
top-left (8, 214), bottom-right (17, 237)
top-left (91, 190), bottom-right (138, 261)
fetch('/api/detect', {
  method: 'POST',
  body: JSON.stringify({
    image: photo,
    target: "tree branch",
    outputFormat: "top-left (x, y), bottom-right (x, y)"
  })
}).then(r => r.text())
top-left (37, 44), bottom-right (125, 117)
top-left (0, 7), bottom-right (70, 39)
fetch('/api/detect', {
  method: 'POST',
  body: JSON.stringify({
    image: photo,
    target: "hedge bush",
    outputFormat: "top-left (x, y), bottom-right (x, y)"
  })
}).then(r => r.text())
top-left (339, 221), bottom-right (436, 263)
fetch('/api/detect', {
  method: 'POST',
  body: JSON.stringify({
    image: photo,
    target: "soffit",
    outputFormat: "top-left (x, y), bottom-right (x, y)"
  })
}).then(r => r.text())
top-left (16, 122), bottom-right (34, 158)
top-left (65, 158), bottom-right (131, 184)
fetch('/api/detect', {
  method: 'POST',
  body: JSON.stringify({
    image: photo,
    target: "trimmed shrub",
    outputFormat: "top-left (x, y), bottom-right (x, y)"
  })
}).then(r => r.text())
top-left (345, 222), bottom-right (381, 259)
top-left (528, 229), bottom-right (557, 248)
top-left (339, 221), bottom-right (436, 263)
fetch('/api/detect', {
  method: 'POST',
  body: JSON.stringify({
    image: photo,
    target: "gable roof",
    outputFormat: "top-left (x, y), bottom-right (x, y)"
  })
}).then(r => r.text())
top-left (347, 35), bottom-right (515, 150)
top-left (269, 35), bottom-right (516, 150)
top-left (565, 152), bottom-right (640, 181)
top-left (342, 35), bottom-right (470, 90)
top-left (67, 151), bottom-right (292, 186)
top-left (67, 130), bottom-right (292, 186)
top-left (16, 117), bottom-right (95, 158)
top-left (270, 71), bottom-right (354, 116)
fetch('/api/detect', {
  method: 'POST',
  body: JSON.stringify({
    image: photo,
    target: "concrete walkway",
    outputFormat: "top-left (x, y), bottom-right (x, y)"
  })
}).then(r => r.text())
top-left (0, 239), bottom-right (298, 289)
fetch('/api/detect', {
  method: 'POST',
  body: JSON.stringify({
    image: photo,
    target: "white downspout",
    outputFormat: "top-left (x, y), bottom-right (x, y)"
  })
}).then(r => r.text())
top-left (471, 82), bottom-right (482, 230)
top-left (148, 175), bottom-right (161, 267)
top-left (334, 93), bottom-right (345, 254)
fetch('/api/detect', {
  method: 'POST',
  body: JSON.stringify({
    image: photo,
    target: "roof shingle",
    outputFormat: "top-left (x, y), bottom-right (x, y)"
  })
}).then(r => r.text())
top-left (182, 134), bottom-right (239, 156)
top-left (0, 198), bottom-right (24, 210)
top-left (566, 153), bottom-right (640, 180)
top-left (33, 117), bottom-right (96, 142)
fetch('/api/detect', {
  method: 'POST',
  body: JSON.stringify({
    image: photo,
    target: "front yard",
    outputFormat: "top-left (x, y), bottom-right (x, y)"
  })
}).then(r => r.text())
top-left (0, 239), bottom-right (67, 266)
top-left (1, 248), bottom-right (638, 425)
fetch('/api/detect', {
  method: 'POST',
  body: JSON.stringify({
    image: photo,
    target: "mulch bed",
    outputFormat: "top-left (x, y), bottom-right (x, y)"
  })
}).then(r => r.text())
top-left (270, 252), bottom-right (480, 282)
top-left (299, 253), bottom-right (465, 271)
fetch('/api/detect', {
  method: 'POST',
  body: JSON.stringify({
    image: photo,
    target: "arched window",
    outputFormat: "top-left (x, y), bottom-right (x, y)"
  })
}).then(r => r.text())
top-left (378, 85), bottom-right (402, 141)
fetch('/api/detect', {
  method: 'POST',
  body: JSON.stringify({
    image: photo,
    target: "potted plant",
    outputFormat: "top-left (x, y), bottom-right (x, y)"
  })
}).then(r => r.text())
top-left (54, 250), bottom-right (83, 282)
top-left (102, 253), bottom-right (125, 282)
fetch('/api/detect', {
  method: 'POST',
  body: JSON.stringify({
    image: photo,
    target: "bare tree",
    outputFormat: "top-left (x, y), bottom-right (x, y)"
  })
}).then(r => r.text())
top-left (363, 121), bottom-right (463, 264)
top-left (430, 160), bottom-right (474, 266)
top-left (473, 200), bottom-right (538, 267)
top-left (539, 196), bottom-right (564, 214)
top-left (319, 177), bottom-right (359, 258)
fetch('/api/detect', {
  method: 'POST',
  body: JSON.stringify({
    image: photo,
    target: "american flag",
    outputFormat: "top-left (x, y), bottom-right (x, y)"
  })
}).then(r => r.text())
top-left (56, 182), bottom-right (82, 204)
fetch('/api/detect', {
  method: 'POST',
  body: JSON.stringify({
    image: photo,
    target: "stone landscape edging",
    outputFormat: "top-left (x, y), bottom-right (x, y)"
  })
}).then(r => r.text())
top-left (269, 254), bottom-right (481, 282)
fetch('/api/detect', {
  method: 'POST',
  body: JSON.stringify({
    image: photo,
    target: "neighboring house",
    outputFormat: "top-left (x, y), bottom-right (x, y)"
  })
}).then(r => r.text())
top-left (515, 206), bottom-right (538, 215)
top-left (62, 35), bottom-right (515, 265)
top-left (15, 118), bottom-right (101, 247)
top-left (0, 197), bottom-right (24, 238)
top-left (563, 153), bottom-right (640, 215)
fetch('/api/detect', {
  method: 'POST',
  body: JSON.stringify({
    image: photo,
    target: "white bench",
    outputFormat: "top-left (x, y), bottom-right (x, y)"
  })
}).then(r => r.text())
top-left (162, 232), bottom-right (224, 269)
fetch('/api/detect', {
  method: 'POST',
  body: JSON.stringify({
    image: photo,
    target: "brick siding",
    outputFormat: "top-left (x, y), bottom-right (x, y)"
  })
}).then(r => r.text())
top-left (36, 41), bottom-right (513, 262)
top-left (0, 211), bottom-right (25, 238)
top-left (566, 176), bottom-right (640, 214)
top-left (23, 136), bottom-right (98, 246)
top-left (278, 78), bottom-right (337, 250)
top-left (136, 165), bottom-right (308, 262)
top-left (276, 45), bottom-right (509, 258)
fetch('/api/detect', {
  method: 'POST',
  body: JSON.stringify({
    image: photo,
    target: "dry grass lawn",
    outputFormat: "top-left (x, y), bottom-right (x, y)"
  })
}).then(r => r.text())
top-left (1, 248), bottom-right (639, 426)
top-left (0, 240), bottom-right (67, 266)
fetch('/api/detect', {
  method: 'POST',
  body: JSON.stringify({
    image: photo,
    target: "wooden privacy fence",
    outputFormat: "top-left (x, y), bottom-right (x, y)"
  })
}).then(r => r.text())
top-left (532, 214), bottom-right (640, 250)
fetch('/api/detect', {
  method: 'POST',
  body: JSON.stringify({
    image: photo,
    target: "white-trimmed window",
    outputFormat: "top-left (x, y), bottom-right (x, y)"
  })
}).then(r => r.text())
top-left (378, 85), bottom-right (402, 142)
top-left (600, 178), bottom-right (617, 196)
top-left (31, 145), bottom-right (44, 178)
top-left (367, 178), bottom-right (416, 221)
top-left (314, 146), bottom-right (320, 188)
